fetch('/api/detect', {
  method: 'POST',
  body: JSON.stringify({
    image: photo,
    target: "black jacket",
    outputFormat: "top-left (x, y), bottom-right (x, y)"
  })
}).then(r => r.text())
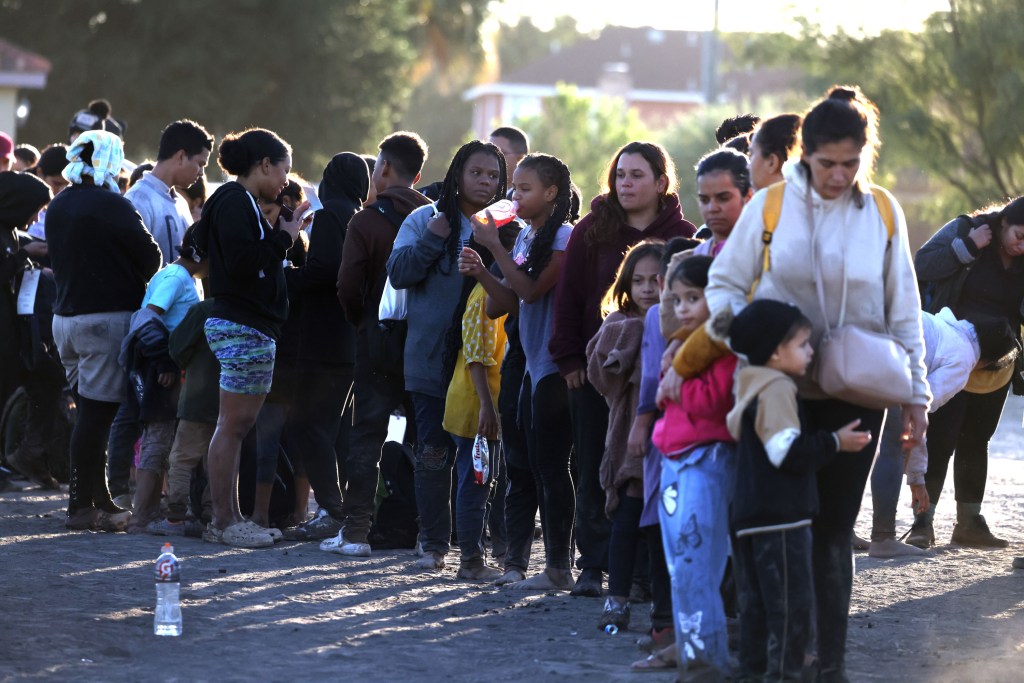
top-left (46, 183), bottom-right (162, 316)
top-left (202, 181), bottom-right (293, 340)
top-left (286, 153), bottom-right (368, 370)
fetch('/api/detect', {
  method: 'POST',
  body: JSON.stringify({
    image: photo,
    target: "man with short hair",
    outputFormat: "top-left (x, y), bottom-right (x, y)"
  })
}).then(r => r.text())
top-left (126, 120), bottom-right (213, 265)
top-left (318, 131), bottom-right (431, 555)
top-left (489, 126), bottom-right (529, 182)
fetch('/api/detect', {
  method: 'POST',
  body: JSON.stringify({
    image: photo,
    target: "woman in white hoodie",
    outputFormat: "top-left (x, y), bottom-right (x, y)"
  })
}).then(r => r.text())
top-left (705, 86), bottom-right (929, 683)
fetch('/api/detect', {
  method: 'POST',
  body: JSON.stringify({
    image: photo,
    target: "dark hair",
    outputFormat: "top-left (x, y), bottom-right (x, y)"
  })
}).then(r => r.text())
top-left (515, 153), bottom-right (578, 279)
top-left (668, 254), bottom-right (713, 289)
top-left (587, 141), bottom-right (677, 247)
top-left (489, 126), bottom-right (529, 154)
top-left (13, 144), bottom-right (39, 166)
top-left (753, 113), bottom-right (801, 165)
top-left (696, 148), bottom-right (752, 196)
top-left (178, 222), bottom-right (204, 263)
top-left (35, 144), bottom-right (68, 177)
top-left (272, 176), bottom-right (306, 206)
top-left (361, 154), bottom-right (376, 175)
top-left (659, 237), bottom-right (701, 277)
top-left (970, 196), bottom-right (1024, 253)
top-left (779, 314), bottom-right (814, 348)
top-left (602, 240), bottom-right (665, 316)
top-left (378, 131), bottom-right (428, 181)
top-left (722, 133), bottom-right (751, 156)
top-left (716, 114), bottom-right (760, 144)
top-left (801, 86), bottom-right (880, 206)
top-left (970, 314), bottom-right (1021, 368)
top-left (435, 140), bottom-right (507, 273)
top-left (182, 174), bottom-right (207, 205)
top-left (217, 128), bottom-right (291, 177)
top-left (68, 99), bottom-right (124, 139)
top-left (157, 120), bottom-right (214, 161)
top-left (129, 162), bottom-right (154, 188)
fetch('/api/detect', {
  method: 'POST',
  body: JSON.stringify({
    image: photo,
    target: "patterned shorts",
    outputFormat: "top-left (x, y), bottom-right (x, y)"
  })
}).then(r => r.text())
top-left (203, 318), bottom-right (276, 395)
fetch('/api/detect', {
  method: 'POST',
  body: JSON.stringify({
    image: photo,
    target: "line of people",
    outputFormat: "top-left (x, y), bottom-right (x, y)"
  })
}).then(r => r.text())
top-left (2, 84), bottom-right (1023, 683)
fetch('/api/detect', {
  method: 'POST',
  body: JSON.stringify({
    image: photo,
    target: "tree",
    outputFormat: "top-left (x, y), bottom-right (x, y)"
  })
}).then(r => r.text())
top-left (515, 85), bottom-right (651, 211)
top-left (0, 0), bottom-right (490, 179)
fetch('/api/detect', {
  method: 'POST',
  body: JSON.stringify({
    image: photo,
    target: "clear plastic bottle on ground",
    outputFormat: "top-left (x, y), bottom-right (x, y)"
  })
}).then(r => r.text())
top-left (473, 199), bottom-right (518, 227)
top-left (154, 542), bottom-right (182, 636)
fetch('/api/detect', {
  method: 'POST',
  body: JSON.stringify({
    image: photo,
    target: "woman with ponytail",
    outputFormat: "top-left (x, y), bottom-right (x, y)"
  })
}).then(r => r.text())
top-left (705, 86), bottom-right (927, 681)
top-left (465, 153), bottom-right (582, 590)
top-left (386, 140), bottom-right (506, 571)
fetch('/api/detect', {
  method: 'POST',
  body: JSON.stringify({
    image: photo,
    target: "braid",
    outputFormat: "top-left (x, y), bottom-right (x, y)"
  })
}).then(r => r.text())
top-left (435, 140), bottom-right (507, 275)
top-left (518, 155), bottom-right (576, 279)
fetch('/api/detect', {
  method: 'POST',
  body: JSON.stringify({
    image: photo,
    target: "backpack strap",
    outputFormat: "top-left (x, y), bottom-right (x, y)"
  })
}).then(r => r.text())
top-left (759, 181), bottom-right (787, 274)
top-left (869, 186), bottom-right (896, 245)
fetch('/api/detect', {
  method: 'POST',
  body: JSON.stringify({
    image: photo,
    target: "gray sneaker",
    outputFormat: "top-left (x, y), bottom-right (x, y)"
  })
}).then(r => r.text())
top-left (281, 508), bottom-right (343, 541)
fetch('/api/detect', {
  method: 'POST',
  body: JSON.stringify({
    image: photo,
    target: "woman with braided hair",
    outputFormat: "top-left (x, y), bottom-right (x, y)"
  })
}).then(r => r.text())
top-left (464, 153), bottom-right (582, 590)
top-left (386, 140), bottom-right (506, 571)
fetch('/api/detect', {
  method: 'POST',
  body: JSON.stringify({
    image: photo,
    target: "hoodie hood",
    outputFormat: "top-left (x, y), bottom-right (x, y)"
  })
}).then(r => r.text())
top-left (0, 171), bottom-right (51, 231)
top-left (588, 192), bottom-right (690, 235)
top-left (320, 152), bottom-right (370, 205)
top-left (378, 185), bottom-right (431, 216)
top-left (726, 365), bottom-right (793, 440)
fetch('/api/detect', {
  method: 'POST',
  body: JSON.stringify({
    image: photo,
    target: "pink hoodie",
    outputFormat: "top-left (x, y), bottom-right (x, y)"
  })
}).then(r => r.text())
top-left (652, 353), bottom-right (737, 458)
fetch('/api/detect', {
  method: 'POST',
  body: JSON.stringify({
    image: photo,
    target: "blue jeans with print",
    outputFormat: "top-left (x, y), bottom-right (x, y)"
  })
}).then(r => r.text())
top-left (410, 392), bottom-right (456, 556)
top-left (659, 442), bottom-right (736, 677)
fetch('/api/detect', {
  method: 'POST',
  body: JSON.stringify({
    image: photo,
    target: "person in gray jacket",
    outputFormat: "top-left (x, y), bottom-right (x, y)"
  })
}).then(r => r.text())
top-left (385, 140), bottom-right (506, 572)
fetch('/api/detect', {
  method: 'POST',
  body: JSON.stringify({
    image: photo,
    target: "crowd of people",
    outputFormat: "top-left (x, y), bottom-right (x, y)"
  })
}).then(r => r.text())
top-left (2, 86), bottom-right (1023, 682)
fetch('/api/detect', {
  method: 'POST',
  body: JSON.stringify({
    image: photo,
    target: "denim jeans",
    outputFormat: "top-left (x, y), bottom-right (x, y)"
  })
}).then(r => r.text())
top-left (870, 406), bottom-right (904, 541)
top-left (659, 442), bottom-right (736, 675)
top-left (410, 392), bottom-right (456, 556)
top-left (106, 400), bottom-right (142, 497)
top-left (568, 380), bottom-right (609, 573)
top-left (734, 528), bottom-right (813, 683)
top-left (452, 435), bottom-right (499, 565)
top-left (802, 399), bottom-right (884, 681)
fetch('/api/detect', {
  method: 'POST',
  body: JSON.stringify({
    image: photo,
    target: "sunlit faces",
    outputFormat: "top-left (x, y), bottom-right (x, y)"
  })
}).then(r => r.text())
top-left (802, 138), bottom-right (862, 200)
top-left (616, 152), bottom-right (667, 216)
top-left (511, 166), bottom-right (557, 223)
top-left (697, 170), bottom-right (748, 242)
top-left (768, 326), bottom-right (814, 376)
top-left (371, 152), bottom-right (387, 195)
top-left (1001, 224), bottom-right (1024, 258)
top-left (172, 148), bottom-right (209, 189)
top-left (669, 278), bottom-right (710, 339)
top-left (631, 255), bottom-right (661, 313)
top-left (748, 134), bottom-right (780, 191)
top-left (459, 150), bottom-right (501, 213)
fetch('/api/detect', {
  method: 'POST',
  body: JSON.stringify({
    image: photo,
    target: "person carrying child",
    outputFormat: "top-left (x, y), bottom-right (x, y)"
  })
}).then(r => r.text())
top-left (726, 299), bottom-right (871, 682)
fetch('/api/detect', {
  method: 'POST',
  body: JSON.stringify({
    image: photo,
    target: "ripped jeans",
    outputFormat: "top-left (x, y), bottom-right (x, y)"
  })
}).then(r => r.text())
top-left (659, 442), bottom-right (736, 677)
top-left (410, 392), bottom-right (456, 556)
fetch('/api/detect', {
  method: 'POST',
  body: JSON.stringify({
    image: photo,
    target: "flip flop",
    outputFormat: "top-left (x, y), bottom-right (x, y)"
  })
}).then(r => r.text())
top-left (630, 647), bottom-right (676, 673)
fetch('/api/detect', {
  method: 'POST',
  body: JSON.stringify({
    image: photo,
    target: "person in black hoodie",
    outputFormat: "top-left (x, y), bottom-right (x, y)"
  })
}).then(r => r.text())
top-left (46, 131), bottom-right (163, 531)
top-left (194, 128), bottom-right (310, 549)
top-left (725, 300), bottom-right (870, 682)
top-left (278, 152), bottom-right (367, 541)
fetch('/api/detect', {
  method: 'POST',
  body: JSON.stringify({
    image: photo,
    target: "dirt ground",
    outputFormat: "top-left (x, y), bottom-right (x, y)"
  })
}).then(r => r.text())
top-left (1, 401), bottom-right (1023, 683)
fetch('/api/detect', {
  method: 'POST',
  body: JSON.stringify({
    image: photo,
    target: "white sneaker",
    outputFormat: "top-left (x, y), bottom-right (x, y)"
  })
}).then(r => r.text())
top-left (320, 532), bottom-right (371, 557)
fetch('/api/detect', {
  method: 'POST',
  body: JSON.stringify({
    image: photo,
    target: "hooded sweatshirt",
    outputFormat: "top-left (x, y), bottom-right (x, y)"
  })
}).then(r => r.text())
top-left (286, 152), bottom-right (368, 370)
top-left (337, 185), bottom-right (431, 328)
top-left (726, 365), bottom-right (839, 536)
top-left (203, 181), bottom-right (293, 340)
top-left (549, 193), bottom-right (695, 376)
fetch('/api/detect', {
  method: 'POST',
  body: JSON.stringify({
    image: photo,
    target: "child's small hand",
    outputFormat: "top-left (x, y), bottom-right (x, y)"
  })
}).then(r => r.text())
top-left (458, 247), bottom-right (485, 278)
top-left (656, 367), bottom-right (682, 409)
top-left (835, 419), bottom-right (871, 452)
top-left (477, 404), bottom-right (499, 441)
top-left (627, 419), bottom-right (648, 459)
top-left (157, 371), bottom-right (177, 388)
top-left (910, 483), bottom-right (930, 514)
top-left (661, 339), bottom-right (682, 375)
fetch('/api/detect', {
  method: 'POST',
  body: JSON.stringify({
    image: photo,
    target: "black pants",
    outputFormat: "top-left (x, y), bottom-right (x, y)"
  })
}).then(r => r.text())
top-left (646, 523), bottom-right (673, 630)
top-left (523, 373), bottom-right (576, 570)
top-left (496, 351), bottom-right (528, 568)
top-left (567, 380), bottom-right (610, 573)
top-left (802, 399), bottom-right (884, 680)
top-left (67, 392), bottom-right (120, 513)
top-left (288, 368), bottom-right (353, 521)
top-left (607, 488), bottom-right (644, 597)
top-left (341, 352), bottom-right (413, 543)
top-left (924, 383), bottom-right (1009, 507)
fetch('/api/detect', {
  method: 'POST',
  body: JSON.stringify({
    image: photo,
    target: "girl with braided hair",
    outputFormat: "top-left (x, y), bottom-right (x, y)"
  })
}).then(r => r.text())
top-left (386, 140), bottom-right (506, 571)
top-left (463, 153), bottom-right (581, 590)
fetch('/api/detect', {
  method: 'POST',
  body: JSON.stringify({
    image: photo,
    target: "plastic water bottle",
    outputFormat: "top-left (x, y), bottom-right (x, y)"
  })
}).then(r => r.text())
top-left (604, 624), bottom-right (619, 635)
top-left (154, 543), bottom-right (182, 636)
top-left (473, 199), bottom-right (518, 227)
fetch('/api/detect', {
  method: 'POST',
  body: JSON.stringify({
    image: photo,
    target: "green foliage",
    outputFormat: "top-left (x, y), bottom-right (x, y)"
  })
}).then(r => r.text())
top-left (496, 16), bottom-right (588, 76)
top-left (0, 0), bottom-right (489, 180)
top-left (515, 84), bottom-right (651, 212)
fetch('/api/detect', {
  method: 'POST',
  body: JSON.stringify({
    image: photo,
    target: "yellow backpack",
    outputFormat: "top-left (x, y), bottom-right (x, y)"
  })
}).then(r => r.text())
top-left (758, 181), bottom-right (896, 276)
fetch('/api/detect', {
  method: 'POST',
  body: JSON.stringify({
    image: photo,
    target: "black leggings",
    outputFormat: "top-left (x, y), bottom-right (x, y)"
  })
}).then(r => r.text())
top-left (607, 488), bottom-right (643, 598)
top-left (924, 383), bottom-right (1009, 507)
top-left (522, 373), bottom-right (575, 570)
top-left (68, 392), bottom-right (120, 513)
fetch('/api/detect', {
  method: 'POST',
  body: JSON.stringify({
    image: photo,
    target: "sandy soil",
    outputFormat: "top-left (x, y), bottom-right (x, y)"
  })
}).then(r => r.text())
top-left (1, 400), bottom-right (1022, 683)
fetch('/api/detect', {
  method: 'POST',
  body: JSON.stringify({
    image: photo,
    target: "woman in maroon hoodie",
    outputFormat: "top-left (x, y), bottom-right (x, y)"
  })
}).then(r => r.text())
top-left (549, 141), bottom-right (695, 597)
